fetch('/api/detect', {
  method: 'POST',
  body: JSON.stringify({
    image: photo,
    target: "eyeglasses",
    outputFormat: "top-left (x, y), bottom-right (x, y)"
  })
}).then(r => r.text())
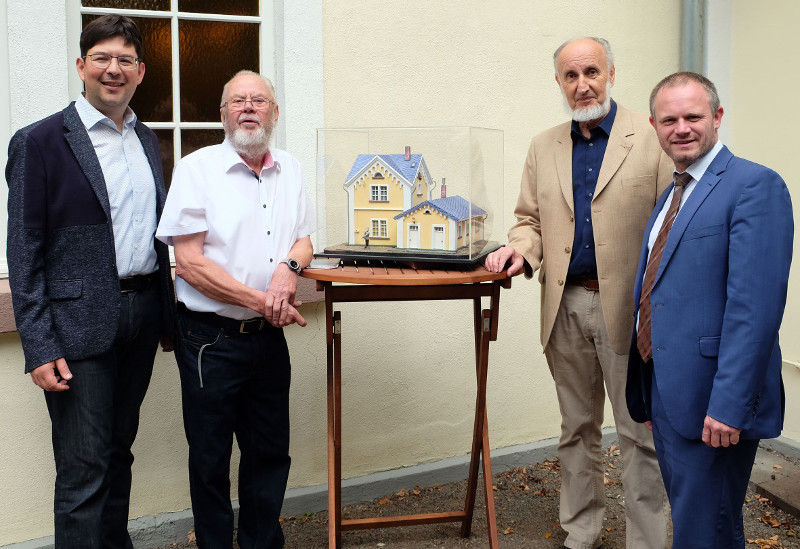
top-left (221, 98), bottom-right (275, 111)
top-left (84, 53), bottom-right (140, 71)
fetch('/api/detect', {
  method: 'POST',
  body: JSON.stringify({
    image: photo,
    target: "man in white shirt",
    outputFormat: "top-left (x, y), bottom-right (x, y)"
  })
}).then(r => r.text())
top-left (156, 70), bottom-right (314, 549)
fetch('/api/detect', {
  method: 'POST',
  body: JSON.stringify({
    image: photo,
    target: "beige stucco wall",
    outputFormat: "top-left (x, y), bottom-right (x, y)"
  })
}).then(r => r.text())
top-left (727, 0), bottom-right (800, 441)
top-left (1, 1), bottom-right (694, 545)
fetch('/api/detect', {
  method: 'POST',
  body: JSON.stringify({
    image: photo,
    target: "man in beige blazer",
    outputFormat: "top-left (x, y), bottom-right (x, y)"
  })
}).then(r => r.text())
top-left (486, 37), bottom-right (673, 549)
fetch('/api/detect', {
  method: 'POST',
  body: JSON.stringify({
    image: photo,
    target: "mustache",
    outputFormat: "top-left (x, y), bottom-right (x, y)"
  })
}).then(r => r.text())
top-left (237, 114), bottom-right (260, 124)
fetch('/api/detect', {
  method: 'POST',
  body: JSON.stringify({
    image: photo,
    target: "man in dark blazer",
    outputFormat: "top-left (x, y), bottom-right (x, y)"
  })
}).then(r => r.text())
top-left (627, 72), bottom-right (793, 547)
top-left (5, 15), bottom-right (175, 549)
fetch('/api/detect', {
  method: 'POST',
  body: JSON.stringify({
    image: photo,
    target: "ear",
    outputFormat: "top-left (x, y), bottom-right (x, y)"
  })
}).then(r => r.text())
top-left (649, 116), bottom-right (656, 130)
top-left (713, 106), bottom-right (724, 130)
top-left (76, 56), bottom-right (87, 83)
top-left (272, 103), bottom-right (280, 125)
top-left (609, 65), bottom-right (615, 87)
top-left (135, 61), bottom-right (146, 85)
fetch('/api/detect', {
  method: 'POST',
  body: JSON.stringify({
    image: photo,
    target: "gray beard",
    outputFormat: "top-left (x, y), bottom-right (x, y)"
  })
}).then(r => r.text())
top-left (570, 94), bottom-right (612, 123)
top-left (228, 125), bottom-right (272, 160)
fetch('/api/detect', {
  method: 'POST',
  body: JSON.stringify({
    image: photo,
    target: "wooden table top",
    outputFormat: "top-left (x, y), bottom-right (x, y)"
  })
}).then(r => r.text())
top-left (300, 264), bottom-right (511, 286)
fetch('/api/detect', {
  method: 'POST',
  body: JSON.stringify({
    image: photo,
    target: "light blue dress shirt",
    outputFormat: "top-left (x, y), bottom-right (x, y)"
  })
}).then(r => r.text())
top-left (75, 94), bottom-right (158, 277)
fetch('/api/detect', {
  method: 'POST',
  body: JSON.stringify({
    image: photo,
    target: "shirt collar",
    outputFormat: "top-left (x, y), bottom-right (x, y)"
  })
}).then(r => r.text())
top-left (571, 99), bottom-right (617, 139)
top-left (685, 140), bottom-right (724, 182)
top-left (75, 93), bottom-right (137, 131)
top-left (221, 138), bottom-right (280, 174)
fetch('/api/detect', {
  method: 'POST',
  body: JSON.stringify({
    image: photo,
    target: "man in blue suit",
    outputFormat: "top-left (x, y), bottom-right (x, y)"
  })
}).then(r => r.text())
top-left (626, 71), bottom-right (793, 547)
top-left (6, 15), bottom-right (175, 548)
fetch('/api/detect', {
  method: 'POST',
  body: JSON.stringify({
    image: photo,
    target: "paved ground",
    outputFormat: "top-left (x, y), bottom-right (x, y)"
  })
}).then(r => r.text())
top-left (153, 444), bottom-right (800, 549)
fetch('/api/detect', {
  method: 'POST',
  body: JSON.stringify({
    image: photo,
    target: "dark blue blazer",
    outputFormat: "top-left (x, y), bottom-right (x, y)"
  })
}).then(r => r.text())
top-left (627, 146), bottom-right (793, 441)
top-left (6, 102), bottom-right (176, 373)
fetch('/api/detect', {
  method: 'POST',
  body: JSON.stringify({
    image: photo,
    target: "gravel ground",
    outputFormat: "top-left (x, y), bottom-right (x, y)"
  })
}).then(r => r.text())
top-left (153, 445), bottom-right (799, 549)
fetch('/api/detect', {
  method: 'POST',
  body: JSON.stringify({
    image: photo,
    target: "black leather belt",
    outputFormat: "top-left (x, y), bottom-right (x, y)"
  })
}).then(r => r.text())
top-left (177, 302), bottom-right (272, 334)
top-left (565, 275), bottom-right (600, 291)
top-left (119, 271), bottom-right (159, 293)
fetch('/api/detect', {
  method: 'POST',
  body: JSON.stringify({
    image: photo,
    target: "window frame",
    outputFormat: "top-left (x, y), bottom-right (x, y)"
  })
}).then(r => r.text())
top-left (370, 218), bottom-right (388, 238)
top-left (66, 1), bottom-right (276, 164)
top-left (370, 184), bottom-right (388, 202)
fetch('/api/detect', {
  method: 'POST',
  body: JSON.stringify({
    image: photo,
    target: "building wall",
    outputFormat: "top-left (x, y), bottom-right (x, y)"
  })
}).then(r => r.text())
top-left (0, 0), bottom-right (696, 545)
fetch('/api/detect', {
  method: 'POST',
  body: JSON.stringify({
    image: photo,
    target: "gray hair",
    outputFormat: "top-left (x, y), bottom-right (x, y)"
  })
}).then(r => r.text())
top-left (553, 37), bottom-right (614, 74)
top-left (220, 70), bottom-right (276, 107)
top-left (649, 71), bottom-right (720, 118)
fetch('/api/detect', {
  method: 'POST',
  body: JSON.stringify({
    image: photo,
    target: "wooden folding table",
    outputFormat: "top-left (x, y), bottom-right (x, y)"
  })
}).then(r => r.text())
top-left (301, 264), bottom-right (511, 548)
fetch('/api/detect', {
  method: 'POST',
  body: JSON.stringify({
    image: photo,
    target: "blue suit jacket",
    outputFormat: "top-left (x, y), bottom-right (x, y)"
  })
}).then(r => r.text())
top-left (626, 146), bottom-right (793, 440)
top-left (6, 102), bottom-right (176, 373)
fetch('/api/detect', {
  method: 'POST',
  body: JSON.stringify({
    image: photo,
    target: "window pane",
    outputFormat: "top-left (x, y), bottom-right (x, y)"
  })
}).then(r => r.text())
top-left (181, 129), bottom-right (225, 158)
top-left (152, 129), bottom-right (174, 189)
top-left (81, 15), bottom-right (173, 122)
top-left (179, 20), bottom-right (259, 122)
top-left (179, 0), bottom-right (258, 16)
top-left (82, 0), bottom-right (170, 10)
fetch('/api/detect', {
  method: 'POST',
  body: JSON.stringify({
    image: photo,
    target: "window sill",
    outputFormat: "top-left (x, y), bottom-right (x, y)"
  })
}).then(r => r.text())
top-left (0, 276), bottom-right (323, 334)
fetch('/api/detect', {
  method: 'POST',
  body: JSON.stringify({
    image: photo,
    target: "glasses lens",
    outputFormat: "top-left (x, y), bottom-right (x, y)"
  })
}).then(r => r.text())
top-left (117, 56), bottom-right (137, 70)
top-left (228, 98), bottom-right (271, 111)
top-left (90, 54), bottom-right (111, 68)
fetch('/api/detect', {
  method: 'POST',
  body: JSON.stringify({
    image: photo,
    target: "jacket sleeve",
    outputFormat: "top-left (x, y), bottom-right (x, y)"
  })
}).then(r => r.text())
top-left (706, 166), bottom-right (793, 429)
top-left (506, 138), bottom-right (543, 278)
top-left (6, 129), bottom-right (65, 372)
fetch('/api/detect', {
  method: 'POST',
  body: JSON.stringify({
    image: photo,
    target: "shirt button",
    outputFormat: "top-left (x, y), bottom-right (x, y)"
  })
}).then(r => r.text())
top-left (263, 204), bottom-right (267, 208)
top-left (267, 231), bottom-right (271, 235)
top-left (588, 143), bottom-right (594, 147)
top-left (586, 217), bottom-right (590, 223)
top-left (588, 192), bottom-right (593, 197)
top-left (558, 280), bottom-right (564, 286)
top-left (565, 246), bottom-right (571, 253)
top-left (585, 244), bottom-right (590, 249)
top-left (588, 168), bottom-right (593, 172)
top-left (269, 258), bottom-right (274, 262)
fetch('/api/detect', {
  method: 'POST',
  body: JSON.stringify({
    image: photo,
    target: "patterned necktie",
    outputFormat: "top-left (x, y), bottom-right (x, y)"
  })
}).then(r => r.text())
top-left (637, 171), bottom-right (693, 362)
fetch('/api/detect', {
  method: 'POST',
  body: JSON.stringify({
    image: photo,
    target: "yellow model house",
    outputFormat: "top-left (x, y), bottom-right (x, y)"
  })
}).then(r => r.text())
top-left (393, 194), bottom-right (486, 251)
top-left (344, 147), bottom-right (436, 246)
top-left (344, 148), bottom-right (487, 251)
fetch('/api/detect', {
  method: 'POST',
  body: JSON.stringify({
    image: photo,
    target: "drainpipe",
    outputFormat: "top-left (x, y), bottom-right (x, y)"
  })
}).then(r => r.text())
top-left (681, 0), bottom-right (705, 73)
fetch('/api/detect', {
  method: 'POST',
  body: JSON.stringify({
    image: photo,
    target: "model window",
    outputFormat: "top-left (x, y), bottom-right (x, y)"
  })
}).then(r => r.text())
top-left (371, 219), bottom-right (388, 238)
top-left (370, 185), bottom-right (389, 202)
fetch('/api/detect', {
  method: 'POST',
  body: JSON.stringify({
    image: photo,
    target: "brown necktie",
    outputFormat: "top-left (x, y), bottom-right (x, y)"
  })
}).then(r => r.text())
top-left (637, 171), bottom-right (693, 362)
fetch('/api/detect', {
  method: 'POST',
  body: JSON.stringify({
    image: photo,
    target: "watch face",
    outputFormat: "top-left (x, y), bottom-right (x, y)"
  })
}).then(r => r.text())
top-left (286, 258), bottom-right (301, 272)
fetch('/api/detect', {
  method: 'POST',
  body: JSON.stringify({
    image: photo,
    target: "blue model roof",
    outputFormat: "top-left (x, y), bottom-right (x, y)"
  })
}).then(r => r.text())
top-left (346, 154), bottom-right (423, 183)
top-left (393, 196), bottom-right (486, 221)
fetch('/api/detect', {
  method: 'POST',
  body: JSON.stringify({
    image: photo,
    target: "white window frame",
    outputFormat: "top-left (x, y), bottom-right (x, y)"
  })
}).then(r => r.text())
top-left (370, 184), bottom-right (388, 202)
top-left (66, 1), bottom-right (276, 164)
top-left (371, 218), bottom-right (388, 238)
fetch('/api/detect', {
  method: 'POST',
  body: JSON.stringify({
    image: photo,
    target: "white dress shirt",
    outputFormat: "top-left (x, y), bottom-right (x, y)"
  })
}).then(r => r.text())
top-left (156, 139), bottom-right (316, 320)
top-left (75, 94), bottom-right (158, 277)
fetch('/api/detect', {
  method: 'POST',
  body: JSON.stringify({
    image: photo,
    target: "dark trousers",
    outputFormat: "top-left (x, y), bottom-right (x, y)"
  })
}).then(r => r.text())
top-left (175, 308), bottom-right (292, 549)
top-left (44, 285), bottom-right (161, 549)
top-left (651, 374), bottom-right (759, 549)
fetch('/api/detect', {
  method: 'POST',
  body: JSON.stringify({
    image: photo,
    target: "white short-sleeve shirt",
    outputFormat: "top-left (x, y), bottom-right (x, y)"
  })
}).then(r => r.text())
top-left (156, 139), bottom-right (316, 319)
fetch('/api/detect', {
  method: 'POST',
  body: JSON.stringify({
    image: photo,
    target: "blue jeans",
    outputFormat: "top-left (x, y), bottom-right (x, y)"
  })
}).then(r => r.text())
top-left (175, 307), bottom-right (291, 549)
top-left (44, 284), bottom-right (162, 549)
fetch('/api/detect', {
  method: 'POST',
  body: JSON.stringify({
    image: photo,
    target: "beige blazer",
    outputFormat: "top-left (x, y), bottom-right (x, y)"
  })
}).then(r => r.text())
top-left (507, 104), bottom-right (674, 354)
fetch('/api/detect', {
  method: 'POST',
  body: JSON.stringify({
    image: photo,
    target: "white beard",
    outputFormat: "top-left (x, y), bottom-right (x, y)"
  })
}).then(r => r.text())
top-left (227, 124), bottom-right (272, 160)
top-left (564, 83), bottom-right (613, 123)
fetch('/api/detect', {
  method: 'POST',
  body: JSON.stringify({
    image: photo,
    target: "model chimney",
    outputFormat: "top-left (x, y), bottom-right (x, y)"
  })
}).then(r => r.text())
top-left (441, 177), bottom-right (447, 198)
top-left (404, 146), bottom-right (410, 161)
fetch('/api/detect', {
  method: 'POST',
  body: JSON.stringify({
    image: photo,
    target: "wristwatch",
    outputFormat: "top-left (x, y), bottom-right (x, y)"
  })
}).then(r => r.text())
top-left (280, 257), bottom-right (302, 274)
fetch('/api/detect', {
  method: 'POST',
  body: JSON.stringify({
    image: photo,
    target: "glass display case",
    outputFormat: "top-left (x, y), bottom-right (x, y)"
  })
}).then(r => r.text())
top-left (315, 127), bottom-right (504, 268)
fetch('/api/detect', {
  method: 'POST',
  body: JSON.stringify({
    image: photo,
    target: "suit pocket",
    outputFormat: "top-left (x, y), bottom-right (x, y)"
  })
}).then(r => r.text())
top-left (699, 336), bottom-right (721, 357)
top-left (684, 224), bottom-right (723, 241)
top-left (49, 279), bottom-right (83, 300)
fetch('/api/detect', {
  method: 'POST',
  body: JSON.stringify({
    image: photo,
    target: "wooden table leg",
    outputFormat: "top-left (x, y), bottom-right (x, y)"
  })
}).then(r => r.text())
top-left (327, 289), bottom-right (343, 548)
top-left (461, 306), bottom-right (497, 548)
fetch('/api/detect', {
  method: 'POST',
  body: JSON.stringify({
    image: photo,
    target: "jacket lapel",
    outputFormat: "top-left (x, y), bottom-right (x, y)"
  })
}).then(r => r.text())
top-left (554, 128), bottom-right (574, 213)
top-left (62, 103), bottom-right (112, 220)
top-left (655, 146), bottom-right (732, 284)
top-left (134, 121), bottom-right (166, 215)
top-left (595, 106), bottom-right (633, 198)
